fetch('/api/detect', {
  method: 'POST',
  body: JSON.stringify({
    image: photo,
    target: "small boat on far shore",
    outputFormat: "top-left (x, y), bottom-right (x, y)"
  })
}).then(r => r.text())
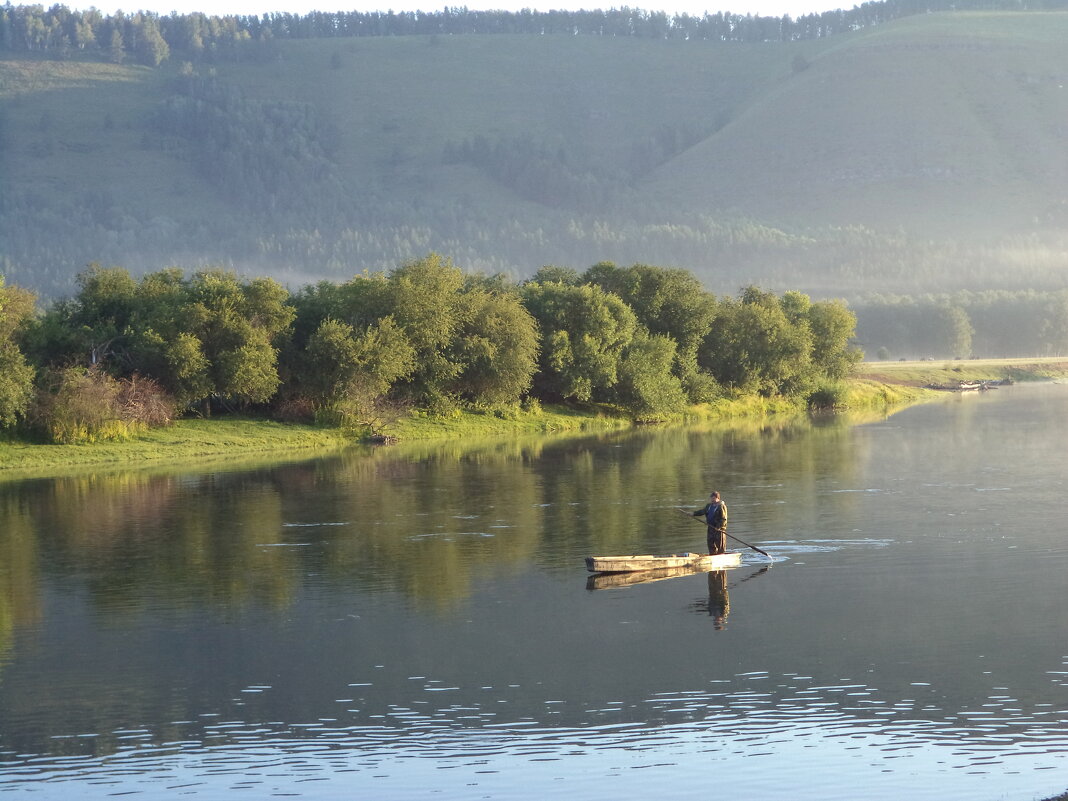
top-left (585, 552), bottom-right (742, 573)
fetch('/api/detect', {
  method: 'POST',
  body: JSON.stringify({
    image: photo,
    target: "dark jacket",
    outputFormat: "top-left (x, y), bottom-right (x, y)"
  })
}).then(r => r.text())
top-left (695, 501), bottom-right (727, 530)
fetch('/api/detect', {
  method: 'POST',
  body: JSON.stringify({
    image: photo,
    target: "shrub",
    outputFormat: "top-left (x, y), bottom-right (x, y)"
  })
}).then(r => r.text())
top-left (272, 395), bottom-right (316, 423)
top-left (33, 368), bottom-right (174, 443)
top-left (34, 367), bottom-right (127, 444)
top-left (117, 374), bottom-right (176, 426)
top-left (807, 379), bottom-right (848, 411)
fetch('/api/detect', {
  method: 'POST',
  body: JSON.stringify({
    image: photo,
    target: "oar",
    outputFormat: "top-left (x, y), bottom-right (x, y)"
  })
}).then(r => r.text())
top-left (674, 506), bottom-right (773, 559)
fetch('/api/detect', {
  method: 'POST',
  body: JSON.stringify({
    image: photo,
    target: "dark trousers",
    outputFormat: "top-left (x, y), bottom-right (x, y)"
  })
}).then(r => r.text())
top-left (707, 526), bottom-right (727, 555)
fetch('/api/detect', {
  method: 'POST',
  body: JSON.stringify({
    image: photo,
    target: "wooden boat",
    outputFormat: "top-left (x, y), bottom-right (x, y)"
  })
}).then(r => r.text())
top-left (585, 552), bottom-right (741, 573)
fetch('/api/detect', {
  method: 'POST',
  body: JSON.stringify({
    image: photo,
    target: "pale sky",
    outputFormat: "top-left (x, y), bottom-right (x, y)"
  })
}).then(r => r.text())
top-left (85, 0), bottom-right (842, 22)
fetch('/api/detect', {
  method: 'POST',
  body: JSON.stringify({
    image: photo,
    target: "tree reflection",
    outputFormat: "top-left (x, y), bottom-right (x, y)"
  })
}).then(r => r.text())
top-left (0, 413), bottom-right (864, 635)
top-left (0, 494), bottom-right (42, 670)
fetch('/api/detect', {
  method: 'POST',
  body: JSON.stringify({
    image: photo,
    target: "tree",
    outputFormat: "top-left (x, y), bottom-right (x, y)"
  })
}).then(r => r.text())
top-left (937, 304), bottom-right (973, 359)
top-left (529, 265), bottom-right (581, 286)
top-left (583, 262), bottom-right (716, 401)
top-left (452, 289), bottom-right (539, 405)
top-left (303, 316), bottom-right (415, 407)
top-left (612, 330), bottom-right (687, 420)
top-left (808, 299), bottom-right (862, 378)
top-left (159, 331), bottom-right (212, 407)
top-left (182, 270), bottom-right (294, 407)
top-left (521, 281), bottom-right (636, 402)
top-left (36, 268), bottom-right (297, 411)
top-left (19, 264), bottom-right (141, 375)
top-left (701, 287), bottom-right (814, 397)
top-left (0, 277), bottom-right (35, 427)
top-left (382, 254), bottom-right (465, 406)
top-left (107, 26), bottom-right (123, 63)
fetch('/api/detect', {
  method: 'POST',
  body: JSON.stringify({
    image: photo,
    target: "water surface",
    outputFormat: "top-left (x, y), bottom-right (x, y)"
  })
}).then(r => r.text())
top-left (1, 383), bottom-right (1067, 800)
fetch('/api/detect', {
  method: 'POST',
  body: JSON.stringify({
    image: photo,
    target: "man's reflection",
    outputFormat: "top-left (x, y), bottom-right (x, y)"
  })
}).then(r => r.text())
top-left (689, 566), bottom-right (770, 627)
top-left (706, 570), bottom-right (730, 629)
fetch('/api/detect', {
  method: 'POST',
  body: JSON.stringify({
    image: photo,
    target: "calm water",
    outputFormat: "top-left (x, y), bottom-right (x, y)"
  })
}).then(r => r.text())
top-left (1, 383), bottom-right (1067, 800)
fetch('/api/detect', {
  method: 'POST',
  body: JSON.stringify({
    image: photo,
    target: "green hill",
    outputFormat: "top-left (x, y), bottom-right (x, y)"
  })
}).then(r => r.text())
top-left (646, 12), bottom-right (1068, 235)
top-left (2, 11), bottom-right (1068, 297)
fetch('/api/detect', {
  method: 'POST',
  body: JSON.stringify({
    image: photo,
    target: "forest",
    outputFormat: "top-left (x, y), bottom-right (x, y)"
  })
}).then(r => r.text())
top-left (852, 290), bottom-right (1068, 360)
top-left (5, 0), bottom-right (1063, 66)
top-left (0, 256), bottom-right (862, 443)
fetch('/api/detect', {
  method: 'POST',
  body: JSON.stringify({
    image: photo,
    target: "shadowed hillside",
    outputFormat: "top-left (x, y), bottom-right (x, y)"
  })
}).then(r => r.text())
top-left (2, 10), bottom-right (1068, 296)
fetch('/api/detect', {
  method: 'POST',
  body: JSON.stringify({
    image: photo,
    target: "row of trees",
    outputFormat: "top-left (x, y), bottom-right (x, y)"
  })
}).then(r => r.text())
top-left (3, 0), bottom-right (1065, 64)
top-left (0, 256), bottom-right (861, 442)
top-left (853, 290), bottom-right (1068, 359)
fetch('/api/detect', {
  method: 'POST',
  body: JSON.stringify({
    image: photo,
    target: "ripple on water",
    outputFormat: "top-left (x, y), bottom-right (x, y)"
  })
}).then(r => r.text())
top-left (6, 669), bottom-right (1068, 800)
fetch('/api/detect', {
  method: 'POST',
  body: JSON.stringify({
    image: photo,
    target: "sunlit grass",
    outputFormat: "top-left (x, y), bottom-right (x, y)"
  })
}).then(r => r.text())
top-left (855, 357), bottom-right (1068, 387)
top-left (391, 404), bottom-right (632, 440)
top-left (0, 417), bottom-right (353, 474)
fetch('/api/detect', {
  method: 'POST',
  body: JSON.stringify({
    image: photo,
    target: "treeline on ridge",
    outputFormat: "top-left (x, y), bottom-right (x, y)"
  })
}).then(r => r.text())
top-left (3, 0), bottom-right (1067, 67)
top-left (0, 256), bottom-right (860, 443)
top-left (853, 290), bottom-right (1068, 360)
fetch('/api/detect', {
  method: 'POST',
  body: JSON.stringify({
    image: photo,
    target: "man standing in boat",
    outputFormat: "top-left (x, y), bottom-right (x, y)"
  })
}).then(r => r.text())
top-left (693, 491), bottom-right (728, 555)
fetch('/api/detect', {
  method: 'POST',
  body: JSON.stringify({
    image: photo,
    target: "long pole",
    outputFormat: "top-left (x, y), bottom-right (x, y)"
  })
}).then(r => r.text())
top-left (674, 507), bottom-right (773, 559)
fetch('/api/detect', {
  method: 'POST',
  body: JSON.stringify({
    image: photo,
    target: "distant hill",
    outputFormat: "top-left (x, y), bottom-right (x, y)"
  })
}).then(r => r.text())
top-left (2, 7), bottom-right (1068, 297)
top-left (645, 12), bottom-right (1068, 235)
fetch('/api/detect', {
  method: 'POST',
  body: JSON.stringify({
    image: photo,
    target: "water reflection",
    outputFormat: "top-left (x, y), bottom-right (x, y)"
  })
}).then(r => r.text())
top-left (0, 413), bottom-right (870, 637)
top-left (586, 563), bottom-right (719, 590)
top-left (705, 569), bottom-right (730, 628)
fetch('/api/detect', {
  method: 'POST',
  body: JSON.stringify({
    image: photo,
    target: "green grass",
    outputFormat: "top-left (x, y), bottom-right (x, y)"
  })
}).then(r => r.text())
top-left (855, 357), bottom-right (1068, 387)
top-left (390, 403), bottom-right (633, 439)
top-left (0, 417), bottom-right (353, 476)
top-left (844, 379), bottom-right (937, 409)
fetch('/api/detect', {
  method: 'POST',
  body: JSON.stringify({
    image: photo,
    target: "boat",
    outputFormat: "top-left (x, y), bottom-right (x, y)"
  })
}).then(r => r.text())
top-left (584, 552), bottom-right (742, 573)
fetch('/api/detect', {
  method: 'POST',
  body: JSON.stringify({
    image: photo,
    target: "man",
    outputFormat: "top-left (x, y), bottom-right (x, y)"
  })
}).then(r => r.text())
top-left (693, 491), bottom-right (728, 555)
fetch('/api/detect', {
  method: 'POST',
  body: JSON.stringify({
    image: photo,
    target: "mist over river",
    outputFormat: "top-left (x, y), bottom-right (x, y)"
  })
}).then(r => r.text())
top-left (1, 383), bottom-right (1067, 800)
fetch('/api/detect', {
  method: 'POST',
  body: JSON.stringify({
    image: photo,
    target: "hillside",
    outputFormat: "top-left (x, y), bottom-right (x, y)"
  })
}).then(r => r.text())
top-left (2, 10), bottom-right (1068, 297)
top-left (646, 12), bottom-right (1068, 235)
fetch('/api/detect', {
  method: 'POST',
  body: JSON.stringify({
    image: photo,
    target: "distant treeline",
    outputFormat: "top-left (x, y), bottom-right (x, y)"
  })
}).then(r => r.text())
top-left (0, 257), bottom-right (860, 443)
top-left (853, 290), bottom-right (1068, 359)
top-left (3, 0), bottom-right (1067, 65)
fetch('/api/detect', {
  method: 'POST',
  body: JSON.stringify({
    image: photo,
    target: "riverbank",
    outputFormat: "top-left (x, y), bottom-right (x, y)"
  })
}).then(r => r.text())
top-left (0, 404), bottom-right (636, 476)
top-left (0, 383), bottom-right (911, 472)
top-left (0, 418), bottom-right (354, 474)
top-left (1, 358), bottom-right (1063, 476)
top-left (854, 356), bottom-right (1068, 387)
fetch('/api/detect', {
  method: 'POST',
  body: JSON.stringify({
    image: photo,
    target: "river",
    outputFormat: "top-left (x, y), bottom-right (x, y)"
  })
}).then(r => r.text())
top-left (1, 382), bottom-right (1066, 800)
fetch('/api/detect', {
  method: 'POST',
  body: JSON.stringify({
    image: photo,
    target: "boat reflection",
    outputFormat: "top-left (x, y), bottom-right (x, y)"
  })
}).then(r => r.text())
top-left (585, 562), bottom-right (718, 590)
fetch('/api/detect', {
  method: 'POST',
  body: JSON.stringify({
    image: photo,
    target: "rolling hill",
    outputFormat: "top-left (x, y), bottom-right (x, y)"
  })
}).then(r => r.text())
top-left (645, 12), bottom-right (1068, 235)
top-left (2, 10), bottom-right (1068, 297)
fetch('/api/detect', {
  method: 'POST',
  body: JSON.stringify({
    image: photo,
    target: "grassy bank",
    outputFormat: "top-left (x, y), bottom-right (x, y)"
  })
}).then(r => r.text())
top-left (854, 356), bottom-right (1068, 387)
top-left (389, 404), bottom-right (633, 440)
top-left (844, 378), bottom-right (937, 409)
top-left (0, 405), bottom-right (634, 477)
top-left (1, 358), bottom-right (1062, 477)
top-left (0, 418), bottom-right (354, 474)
